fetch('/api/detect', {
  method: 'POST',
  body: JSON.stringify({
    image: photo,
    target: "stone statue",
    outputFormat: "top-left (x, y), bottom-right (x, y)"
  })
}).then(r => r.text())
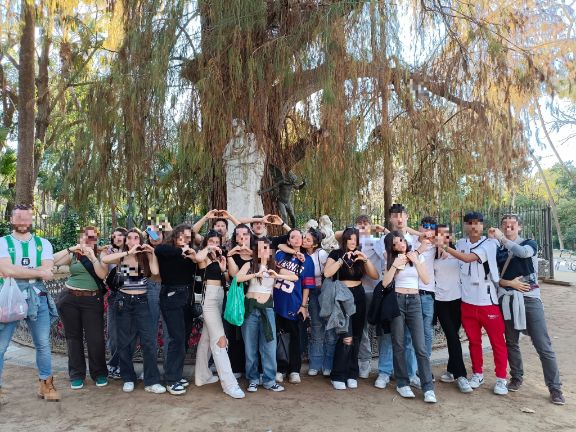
top-left (303, 219), bottom-right (319, 231)
top-left (319, 214), bottom-right (339, 251)
top-left (259, 165), bottom-right (305, 228)
top-left (223, 119), bottom-right (265, 226)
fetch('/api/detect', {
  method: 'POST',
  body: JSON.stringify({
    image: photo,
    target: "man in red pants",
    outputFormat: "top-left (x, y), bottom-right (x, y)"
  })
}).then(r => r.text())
top-left (441, 211), bottom-right (508, 396)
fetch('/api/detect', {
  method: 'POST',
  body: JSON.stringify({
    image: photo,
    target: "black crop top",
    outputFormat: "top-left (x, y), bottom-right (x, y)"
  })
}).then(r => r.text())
top-left (204, 261), bottom-right (223, 281)
top-left (328, 249), bottom-right (364, 281)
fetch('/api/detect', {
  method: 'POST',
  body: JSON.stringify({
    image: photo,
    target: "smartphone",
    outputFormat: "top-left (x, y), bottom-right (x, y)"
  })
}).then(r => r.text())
top-left (146, 227), bottom-right (159, 241)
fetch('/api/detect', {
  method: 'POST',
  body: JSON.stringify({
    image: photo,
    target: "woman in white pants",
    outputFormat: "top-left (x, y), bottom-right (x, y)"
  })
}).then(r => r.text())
top-left (194, 230), bottom-right (245, 399)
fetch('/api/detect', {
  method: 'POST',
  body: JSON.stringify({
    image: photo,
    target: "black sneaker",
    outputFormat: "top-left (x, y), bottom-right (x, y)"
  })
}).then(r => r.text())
top-left (550, 389), bottom-right (565, 405)
top-left (264, 383), bottom-right (285, 392)
top-left (108, 366), bottom-right (121, 380)
top-left (507, 377), bottom-right (522, 392)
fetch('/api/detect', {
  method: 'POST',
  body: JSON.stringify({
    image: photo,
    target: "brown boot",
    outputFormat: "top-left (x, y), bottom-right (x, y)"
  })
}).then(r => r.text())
top-left (37, 376), bottom-right (60, 402)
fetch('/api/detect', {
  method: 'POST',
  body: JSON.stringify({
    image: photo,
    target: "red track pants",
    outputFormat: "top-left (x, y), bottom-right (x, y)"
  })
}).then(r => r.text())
top-left (461, 302), bottom-right (508, 379)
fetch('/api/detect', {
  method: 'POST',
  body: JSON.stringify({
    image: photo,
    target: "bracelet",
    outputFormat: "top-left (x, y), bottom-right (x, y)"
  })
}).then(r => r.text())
top-left (91, 259), bottom-right (98, 264)
top-left (301, 304), bottom-right (308, 308)
top-left (362, 258), bottom-right (368, 263)
top-left (337, 258), bottom-right (344, 265)
top-left (415, 250), bottom-right (421, 255)
top-left (67, 247), bottom-right (71, 253)
top-left (391, 265), bottom-right (397, 270)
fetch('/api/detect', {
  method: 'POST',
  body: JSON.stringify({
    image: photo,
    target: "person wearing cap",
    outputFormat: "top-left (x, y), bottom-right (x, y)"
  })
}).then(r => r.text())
top-left (493, 214), bottom-right (564, 405)
top-left (441, 211), bottom-right (509, 396)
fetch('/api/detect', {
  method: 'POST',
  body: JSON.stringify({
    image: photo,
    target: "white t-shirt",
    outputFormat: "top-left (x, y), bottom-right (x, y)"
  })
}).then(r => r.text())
top-left (0, 234), bottom-right (54, 269)
top-left (309, 249), bottom-right (328, 287)
top-left (433, 254), bottom-right (461, 301)
top-left (393, 254), bottom-right (426, 290)
top-left (456, 237), bottom-right (499, 306)
top-left (359, 235), bottom-right (384, 292)
top-left (414, 240), bottom-right (435, 292)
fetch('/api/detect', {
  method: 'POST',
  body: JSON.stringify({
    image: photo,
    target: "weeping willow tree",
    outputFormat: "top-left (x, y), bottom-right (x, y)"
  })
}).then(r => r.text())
top-left (24, 0), bottom-right (575, 224)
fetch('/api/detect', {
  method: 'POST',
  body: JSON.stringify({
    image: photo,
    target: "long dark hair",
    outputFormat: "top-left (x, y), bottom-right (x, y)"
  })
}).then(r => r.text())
top-left (306, 228), bottom-right (325, 253)
top-left (435, 224), bottom-right (455, 260)
top-left (384, 230), bottom-right (413, 271)
top-left (165, 223), bottom-right (194, 247)
top-left (125, 228), bottom-right (152, 277)
top-left (250, 236), bottom-right (275, 280)
top-left (339, 227), bottom-right (366, 278)
top-left (201, 229), bottom-right (223, 249)
top-left (231, 223), bottom-right (253, 248)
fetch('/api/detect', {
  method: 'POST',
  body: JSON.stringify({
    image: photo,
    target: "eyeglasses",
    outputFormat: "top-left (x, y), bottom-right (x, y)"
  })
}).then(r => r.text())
top-left (422, 223), bottom-right (436, 229)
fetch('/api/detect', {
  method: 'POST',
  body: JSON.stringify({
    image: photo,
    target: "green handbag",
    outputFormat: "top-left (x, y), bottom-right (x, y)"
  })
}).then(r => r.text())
top-left (224, 276), bottom-right (245, 326)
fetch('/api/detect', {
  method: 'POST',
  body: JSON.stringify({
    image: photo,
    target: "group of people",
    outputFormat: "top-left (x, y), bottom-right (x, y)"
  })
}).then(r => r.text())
top-left (0, 203), bottom-right (565, 405)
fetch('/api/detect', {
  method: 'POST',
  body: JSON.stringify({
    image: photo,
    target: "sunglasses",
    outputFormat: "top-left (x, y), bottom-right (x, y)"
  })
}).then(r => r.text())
top-left (422, 223), bottom-right (436, 229)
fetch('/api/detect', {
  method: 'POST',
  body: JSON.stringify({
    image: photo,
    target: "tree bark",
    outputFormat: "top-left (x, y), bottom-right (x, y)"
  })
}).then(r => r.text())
top-left (530, 150), bottom-right (564, 250)
top-left (15, 0), bottom-right (36, 206)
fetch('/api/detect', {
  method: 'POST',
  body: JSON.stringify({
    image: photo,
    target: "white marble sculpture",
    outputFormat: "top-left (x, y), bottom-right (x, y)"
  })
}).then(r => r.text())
top-left (319, 214), bottom-right (339, 251)
top-left (303, 219), bottom-right (319, 231)
top-left (223, 119), bottom-right (265, 227)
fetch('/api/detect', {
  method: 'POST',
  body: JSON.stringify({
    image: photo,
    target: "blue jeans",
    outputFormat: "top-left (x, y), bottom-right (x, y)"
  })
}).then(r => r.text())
top-left (308, 288), bottom-right (338, 372)
top-left (116, 292), bottom-right (161, 386)
top-left (420, 292), bottom-right (435, 358)
top-left (378, 329), bottom-right (417, 377)
top-left (0, 295), bottom-right (52, 386)
top-left (147, 280), bottom-right (169, 371)
top-left (241, 307), bottom-right (277, 387)
top-left (391, 294), bottom-right (434, 392)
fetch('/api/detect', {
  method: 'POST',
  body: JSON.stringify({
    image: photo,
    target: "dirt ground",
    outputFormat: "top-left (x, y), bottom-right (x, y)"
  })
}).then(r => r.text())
top-left (0, 282), bottom-right (574, 432)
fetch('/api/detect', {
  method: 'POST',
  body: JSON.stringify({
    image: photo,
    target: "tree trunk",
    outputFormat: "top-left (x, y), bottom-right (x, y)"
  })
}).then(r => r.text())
top-left (34, 4), bottom-right (53, 181)
top-left (15, 0), bottom-right (36, 206)
top-left (536, 100), bottom-right (576, 187)
top-left (530, 150), bottom-right (564, 250)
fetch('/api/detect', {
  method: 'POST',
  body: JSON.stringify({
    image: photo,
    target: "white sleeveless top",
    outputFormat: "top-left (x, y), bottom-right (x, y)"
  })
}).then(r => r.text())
top-left (247, 265), bottom-right (275, 295)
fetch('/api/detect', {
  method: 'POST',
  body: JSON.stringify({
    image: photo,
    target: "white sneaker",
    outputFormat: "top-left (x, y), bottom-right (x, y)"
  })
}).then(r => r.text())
top-left (457, 377), bottom-right (473, 393)
top-left (123, 382), bottom-right (135, 393)
top-left (409, 375), bottom-right (421, 389)
top-left (494, 378), bottom-right (509, 396)
top-left (225, 385), bottom-right (245, 399)
top-left (396, 386), bottom-right (415, 398)
top-left (346, 379), bottom-right (358, 389)
top-left (138, 372), bottom-right (144, 381)
top-left (308, 369), bottom-right (319, 376)
top-left (145, 384), bottom-right (167, 394)
top-left (322, 369), bottom-right (331, 377)
top-left (288, 373), bottom-right (301, 384)
top-left (233, 372), bottom-right (242, 379)
top-left (374, 373), bottom-right (390, 389)
top-left (331, 380), bottom-right (346, 390)
top-left (247, 382), bottom-right (258, 392)
top-left (424, 390), bottom-right (437, 403)
top-left (358, 361), bottom-right (370, 379)
top-left (275, 372), bottom-right (284, 383)
top-left (440, 371), bottom-right (455, 383)
top-left (469, 373), bottom-right (484, 389)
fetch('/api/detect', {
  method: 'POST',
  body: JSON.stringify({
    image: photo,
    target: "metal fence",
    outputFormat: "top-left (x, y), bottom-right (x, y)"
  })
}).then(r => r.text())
top-left (296, 206), bottom-right (555, 278)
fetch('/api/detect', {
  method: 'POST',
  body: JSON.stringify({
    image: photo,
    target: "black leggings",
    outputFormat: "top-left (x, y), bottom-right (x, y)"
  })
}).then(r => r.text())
top-left (276, 314), bottom-right (302, 374)
top-left (435, 298), bottom-right (467, 379)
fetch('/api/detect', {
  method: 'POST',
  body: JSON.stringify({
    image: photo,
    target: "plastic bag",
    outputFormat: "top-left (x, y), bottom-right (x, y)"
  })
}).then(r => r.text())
top-left (0, 278), bottom-right (28, 323)
top-left (223, 276), bottom-right (245, 326)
